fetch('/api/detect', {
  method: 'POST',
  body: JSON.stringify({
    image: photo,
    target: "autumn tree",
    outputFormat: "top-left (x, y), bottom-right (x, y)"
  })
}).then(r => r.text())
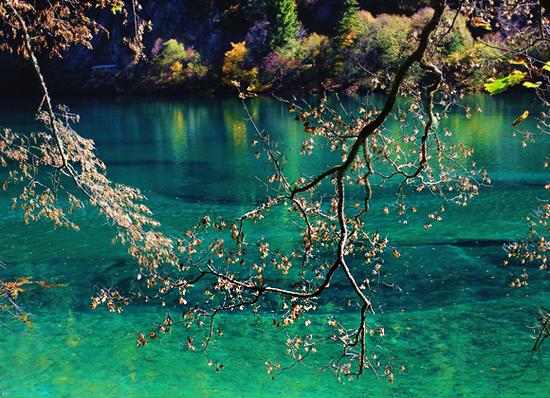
top-left (0, 0), bottom-right (174, 324)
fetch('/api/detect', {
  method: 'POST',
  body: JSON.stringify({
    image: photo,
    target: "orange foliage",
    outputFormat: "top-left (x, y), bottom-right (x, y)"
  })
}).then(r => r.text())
top-left (222, 41), bottom-right (259, 89)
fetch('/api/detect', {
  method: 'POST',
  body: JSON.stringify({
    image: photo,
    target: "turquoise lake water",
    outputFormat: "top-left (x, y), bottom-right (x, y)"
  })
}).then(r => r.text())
top-left (0, 94), bottom-right (549, 397)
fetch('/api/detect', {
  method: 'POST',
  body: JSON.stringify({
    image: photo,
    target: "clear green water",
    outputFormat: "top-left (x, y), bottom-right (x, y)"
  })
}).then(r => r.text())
top-left (0, 95), bottom-right (548, 397)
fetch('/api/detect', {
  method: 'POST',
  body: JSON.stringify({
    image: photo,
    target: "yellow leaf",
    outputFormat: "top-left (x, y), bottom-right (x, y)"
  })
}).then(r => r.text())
top-left (509, 59), bottom-right (528, 67)
top-left (522, 81), bottom-right (541, 89)
top-left (471, 17), bottom-right (492, 30)
top-left (20, 314), bottom-right (33, 328)
top-left (512, 111), bottom-right (529, 127)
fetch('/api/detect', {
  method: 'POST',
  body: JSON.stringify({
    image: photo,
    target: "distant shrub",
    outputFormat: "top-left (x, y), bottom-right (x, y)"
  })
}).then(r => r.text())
top-left (442, 17), bottom-right (473, 57)
top-left (335, 11), bottom-right (414, 90)
top-left (142, 6), bottom-right (503, 94)
top-left (410, 9), bottom-right (473, 58)
top-left (156, 39), bottom-right (186, 67)
top-left (336, 8), bottom-right (478, 92)
top-left (261, 33), bottom-right (330, 90)
top-left (366, 13), bottom-right (415, 70)
top-left (297, 33), bottom-right (330, 63)
top-left (262, 47), bottom-right (301, 83)
top-left (446, 42), bottom-right (502, 91)
top-left (222, 41), bottom-right (259, 89)
top-left (417, 10), bottom-right (496, 91)
top-left (150, 39), bottom-right (208, 88)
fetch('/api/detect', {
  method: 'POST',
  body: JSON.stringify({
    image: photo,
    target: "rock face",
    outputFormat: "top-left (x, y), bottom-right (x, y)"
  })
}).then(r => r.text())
top-left (42, 1), bottom-right (233, 92)
top-left (1, 1), bottom-right (239, 93)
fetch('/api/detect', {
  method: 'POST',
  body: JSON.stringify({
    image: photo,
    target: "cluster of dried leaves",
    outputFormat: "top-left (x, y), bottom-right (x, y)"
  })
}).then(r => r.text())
top-left (0, 275), bottom-right (63, 328)
top-left (0, 0), bottom-right (171, 327)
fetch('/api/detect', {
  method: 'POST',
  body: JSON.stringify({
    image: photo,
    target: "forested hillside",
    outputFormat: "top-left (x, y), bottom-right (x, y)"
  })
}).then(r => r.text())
top-left (3, 0), bottom-right (543, 94)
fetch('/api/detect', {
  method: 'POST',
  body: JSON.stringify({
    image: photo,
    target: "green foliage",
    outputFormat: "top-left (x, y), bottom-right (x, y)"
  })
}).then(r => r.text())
top-left (484, 70), bottom-right (527, 95)
top-left (446, 42), bottom-right (502, 91)
top-left (438, 13), bottom-right (473, 57)
top-left (348, 11), bottom-right (414, 71)
top-left (110, 0), bottom-right (124, 15)
top-left (332, 8), bottom-right (498, 93)
top-left (156, 39), bottom-right (186, 67)
top-left (336, 0), bottom-right (360, 40)
top-left (522, 81), bottom-right (541, 88)
top-left (293, 33), bottom-right (330, 63)
top-left (268, 0), bottom-right (298, 50)
top-left (331, 10), bottom-right (416, 90)
top-left (483, 58), bottom-right (549, 95)
top-left (150, 39), bottom-right (208, 88)
top-left (132, 3), bottom-right (543, 94)
top-left (434, 12), bottom-right (498, 92)
top-left (371, 15), bottom-right (412, 68)
top-left (261, 33), bottom-right (330, 88)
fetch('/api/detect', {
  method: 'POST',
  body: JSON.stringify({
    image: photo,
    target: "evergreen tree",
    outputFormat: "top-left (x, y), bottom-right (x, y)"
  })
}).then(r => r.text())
top-left (336, 0), bottom-right (359, 41)
top-left (268, 0), bottom-right (298, 50)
